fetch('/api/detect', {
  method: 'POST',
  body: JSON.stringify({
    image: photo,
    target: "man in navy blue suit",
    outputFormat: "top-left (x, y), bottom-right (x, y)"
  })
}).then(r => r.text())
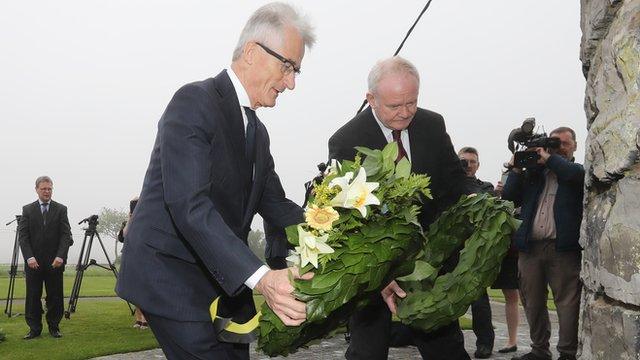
top-left (116, 3), bottom-right (316, 359)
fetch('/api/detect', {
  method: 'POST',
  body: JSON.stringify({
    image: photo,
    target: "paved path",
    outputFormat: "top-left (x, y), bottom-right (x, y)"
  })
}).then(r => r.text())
top-left (93, 301), bottom-right (561, 360)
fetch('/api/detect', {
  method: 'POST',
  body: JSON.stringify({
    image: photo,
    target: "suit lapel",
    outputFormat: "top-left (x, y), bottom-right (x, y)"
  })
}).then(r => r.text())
top-left (242, 121), bottom-right (268, 227)
top-left (32, 201), bottom-right (44, 228)
top-left (360, 108), bottom-right (388, 150)
top-left (212, 70), bottom-right (252, 196)
top-left (407, 118), bottom-right (427, 173)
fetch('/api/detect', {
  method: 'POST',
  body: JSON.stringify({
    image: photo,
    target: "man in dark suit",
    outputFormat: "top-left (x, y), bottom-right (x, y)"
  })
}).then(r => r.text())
top-left (116, 3), bottom-right (316, 359)
top-left (19, 175), bottom-right (73, 340)
top-left (458, 146), bottom-right (495, 359)
top-left (328, 56), bottom-right (470, 360)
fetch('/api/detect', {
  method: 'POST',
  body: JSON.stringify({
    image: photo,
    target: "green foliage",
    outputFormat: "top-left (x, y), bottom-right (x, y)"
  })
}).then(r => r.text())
top-left (96, 207), bottom-right (128, 240)
top-left (257, 143), bottom-right (431, 356)
top-left (396, 193), bottom-right (521, 332)
top-left (96, 207), bottom-right (128, 261)
top-left (0, 328), bottom-right (5, 343)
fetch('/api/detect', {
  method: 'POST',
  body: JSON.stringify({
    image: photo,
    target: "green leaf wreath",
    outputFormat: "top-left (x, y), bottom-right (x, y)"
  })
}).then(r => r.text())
top-left (256, 143), bottom-right (520, 357)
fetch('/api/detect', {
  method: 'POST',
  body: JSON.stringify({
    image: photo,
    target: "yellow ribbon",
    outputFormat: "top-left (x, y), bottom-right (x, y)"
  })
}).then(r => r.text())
top-left (210, 297), bottom-right (261, 340)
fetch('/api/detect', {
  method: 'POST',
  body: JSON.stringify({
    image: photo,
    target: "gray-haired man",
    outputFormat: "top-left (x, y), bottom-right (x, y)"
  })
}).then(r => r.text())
top-left (116, 3), bottom-right (316, 359)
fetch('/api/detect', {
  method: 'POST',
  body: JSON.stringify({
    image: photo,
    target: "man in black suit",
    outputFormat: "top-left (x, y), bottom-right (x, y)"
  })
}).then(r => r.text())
top-left (116, 3), bottom-right (316, 359)
top-left (19, 175), bottom-right (73, 340)
top-left (328, 56), bottom-right (470, 360)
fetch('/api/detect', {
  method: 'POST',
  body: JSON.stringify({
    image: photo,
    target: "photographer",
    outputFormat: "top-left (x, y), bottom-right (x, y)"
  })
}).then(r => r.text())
top-left (502, 127), bottom-right (584, 360)
top-left (458, 147), bottom-right (495, 359)
top-left (117, 196), bottom-right (148, 330)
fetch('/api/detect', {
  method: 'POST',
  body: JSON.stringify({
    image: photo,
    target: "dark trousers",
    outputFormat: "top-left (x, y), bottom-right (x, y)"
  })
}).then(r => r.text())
top-left (346, 296), bottom-right (470, 360)
top-left (518, 241), bottom-right (581, 358)
top-left (471, 291), bottom-right (494, 349)
top-left (24, 264), bottom-right (64, 334)
top-left (145, 311), bottom-right (249, 360)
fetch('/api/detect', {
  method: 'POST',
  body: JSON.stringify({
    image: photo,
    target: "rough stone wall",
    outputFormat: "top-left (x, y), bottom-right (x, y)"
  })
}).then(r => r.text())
top-left (579, 0), bottom-right (640, 359)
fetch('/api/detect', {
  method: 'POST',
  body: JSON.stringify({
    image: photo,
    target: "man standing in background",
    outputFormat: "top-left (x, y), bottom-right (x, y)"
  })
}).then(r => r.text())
top-left (458, 146), bottom-right (495, 359)
top-left (19, 175), bottom-right (73, 340)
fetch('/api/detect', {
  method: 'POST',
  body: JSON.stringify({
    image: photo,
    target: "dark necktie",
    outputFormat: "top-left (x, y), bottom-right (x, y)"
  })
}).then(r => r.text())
top-left (42, 203), bottom-right (49, 225)
top-left (392, 130), bottom-right (408, 163)
top-left (243, 107), bottom-right (257, 167)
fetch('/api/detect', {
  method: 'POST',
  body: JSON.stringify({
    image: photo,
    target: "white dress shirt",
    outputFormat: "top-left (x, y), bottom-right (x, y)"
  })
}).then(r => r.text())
top-left (372, 110), bottom-right (412, 162)
top-left (227, 68), bottom-right (270, 290)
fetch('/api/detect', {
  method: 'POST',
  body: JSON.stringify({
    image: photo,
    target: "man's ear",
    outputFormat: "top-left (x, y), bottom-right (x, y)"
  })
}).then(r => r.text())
top-left (242, 42), bottom-right (257, 66)
top-left (366, 92), bottom-right (376, 109)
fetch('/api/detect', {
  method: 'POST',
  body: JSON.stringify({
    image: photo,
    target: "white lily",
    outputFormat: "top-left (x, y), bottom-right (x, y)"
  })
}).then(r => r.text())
top-left (296, 226), bottom-right (334, 269)
top-left (330, 168), bottom-right (380, 217)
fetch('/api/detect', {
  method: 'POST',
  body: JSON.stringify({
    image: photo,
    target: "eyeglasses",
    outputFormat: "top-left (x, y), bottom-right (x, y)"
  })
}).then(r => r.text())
top-left (255, 42), bottom-right (301, 76)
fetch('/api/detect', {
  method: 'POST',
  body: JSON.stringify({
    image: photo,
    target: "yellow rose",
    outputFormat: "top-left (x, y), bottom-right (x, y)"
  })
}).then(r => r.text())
top-left (305, 205), bottom-right (340, 231)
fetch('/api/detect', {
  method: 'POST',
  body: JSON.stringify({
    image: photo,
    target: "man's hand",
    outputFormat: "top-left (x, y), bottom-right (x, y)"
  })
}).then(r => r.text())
top-left (52, 257), bottom-right (64, 268)
top-left (255, 267), bottom-right (314, 326)
top-left (381, 280), bottom-right (406, 315)
top-left (535, 147), bottom-right (551, 164)
top-left (27, 257), bottom-right (39, 270)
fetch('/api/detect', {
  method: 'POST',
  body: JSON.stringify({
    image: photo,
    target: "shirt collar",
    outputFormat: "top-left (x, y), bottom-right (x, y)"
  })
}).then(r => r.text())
top-left (372, 109), bottom-right (395, 139)
top-left (227, 67), bottom-right (252, 110)
top-left (39, 201), bottom-right (49, 206)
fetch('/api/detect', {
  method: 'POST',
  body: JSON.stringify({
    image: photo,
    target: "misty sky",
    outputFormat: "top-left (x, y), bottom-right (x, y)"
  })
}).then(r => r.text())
top-left (0, 1), bottom-right (586, 263)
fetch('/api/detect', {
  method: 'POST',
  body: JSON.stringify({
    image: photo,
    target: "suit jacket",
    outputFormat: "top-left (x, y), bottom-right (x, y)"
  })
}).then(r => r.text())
top-left (116, 70), bottom-right (303, 322)
top-left (18, 200), bottom-right (73, 265)
top-left (328, 107), bottom-right (467, 228)
top-left (501, 154), bottom-right (584, 252)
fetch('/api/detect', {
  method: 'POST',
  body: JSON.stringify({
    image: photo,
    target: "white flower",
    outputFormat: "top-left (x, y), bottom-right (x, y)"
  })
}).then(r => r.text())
top-left (295, 226), bottom-right (334, 269)
top-left (329, 168), bottom-right (380, 217)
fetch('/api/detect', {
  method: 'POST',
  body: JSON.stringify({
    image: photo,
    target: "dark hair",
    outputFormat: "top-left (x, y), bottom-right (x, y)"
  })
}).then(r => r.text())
top-left (550, 127), bottom-right (576, 142)
top-left (458, 146), bottom-right (479, 159)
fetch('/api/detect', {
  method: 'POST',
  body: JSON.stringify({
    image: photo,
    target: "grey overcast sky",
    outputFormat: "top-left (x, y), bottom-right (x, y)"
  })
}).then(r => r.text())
top-left (0, 1), bottom-right (585, 262)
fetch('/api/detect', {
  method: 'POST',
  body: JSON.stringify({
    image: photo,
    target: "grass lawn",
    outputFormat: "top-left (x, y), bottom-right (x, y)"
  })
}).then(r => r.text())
top-left (0, 274), bottom-right (117, 300)
top-left (1, 265), bottom-right (118, 299)
top-left (0, 299), bottom-right (158, 360)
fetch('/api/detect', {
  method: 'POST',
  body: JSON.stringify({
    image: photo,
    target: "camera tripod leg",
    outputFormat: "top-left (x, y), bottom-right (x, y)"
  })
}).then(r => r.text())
top-left (65, 231), bottom-right (93, 319)
top-left (4, 224), bottom-right (21, 317)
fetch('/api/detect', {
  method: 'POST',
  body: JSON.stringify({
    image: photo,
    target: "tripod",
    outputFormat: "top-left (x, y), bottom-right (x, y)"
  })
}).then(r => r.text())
top-left (65, 215), bottom-right (132, 319)
top-left (4, 215), bottom-right (22, 318)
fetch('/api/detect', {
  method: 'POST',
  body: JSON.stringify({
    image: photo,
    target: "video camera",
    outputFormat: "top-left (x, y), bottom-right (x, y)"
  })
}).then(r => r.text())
top-left (78, 214), bottom-right (99, 227)
top-left (507, 117), bottom-right (560, 169)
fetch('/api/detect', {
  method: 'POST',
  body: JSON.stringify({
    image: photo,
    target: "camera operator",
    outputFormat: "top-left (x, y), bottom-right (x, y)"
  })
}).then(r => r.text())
top-left (458, 147), bottom-right (495, 359)
top-left (502, 127), bottom-right (584, 360)
top-left (117, 196), bottom-right (148, 330)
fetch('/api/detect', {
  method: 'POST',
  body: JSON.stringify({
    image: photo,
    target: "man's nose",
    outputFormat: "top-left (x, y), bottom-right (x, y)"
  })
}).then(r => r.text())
top-left (284, 72), bottom-right (296, 90)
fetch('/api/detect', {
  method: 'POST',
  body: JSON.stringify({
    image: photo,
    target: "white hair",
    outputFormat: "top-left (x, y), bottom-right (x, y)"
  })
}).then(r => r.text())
top-left (367, 56), bottom-right (420, 94)
top-left (232, 2), bottom-right (316, 61)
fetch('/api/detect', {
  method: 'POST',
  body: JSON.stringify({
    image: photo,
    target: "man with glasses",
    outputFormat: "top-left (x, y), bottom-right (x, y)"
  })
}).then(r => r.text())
top-left (116, 3), bottom-right (316, 359)
top-left (19, 176), bottom-right (73, 340)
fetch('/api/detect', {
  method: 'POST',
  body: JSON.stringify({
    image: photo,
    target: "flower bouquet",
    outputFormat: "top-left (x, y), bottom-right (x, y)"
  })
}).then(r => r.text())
top-left (257, 142), bottom-right (431, 356)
